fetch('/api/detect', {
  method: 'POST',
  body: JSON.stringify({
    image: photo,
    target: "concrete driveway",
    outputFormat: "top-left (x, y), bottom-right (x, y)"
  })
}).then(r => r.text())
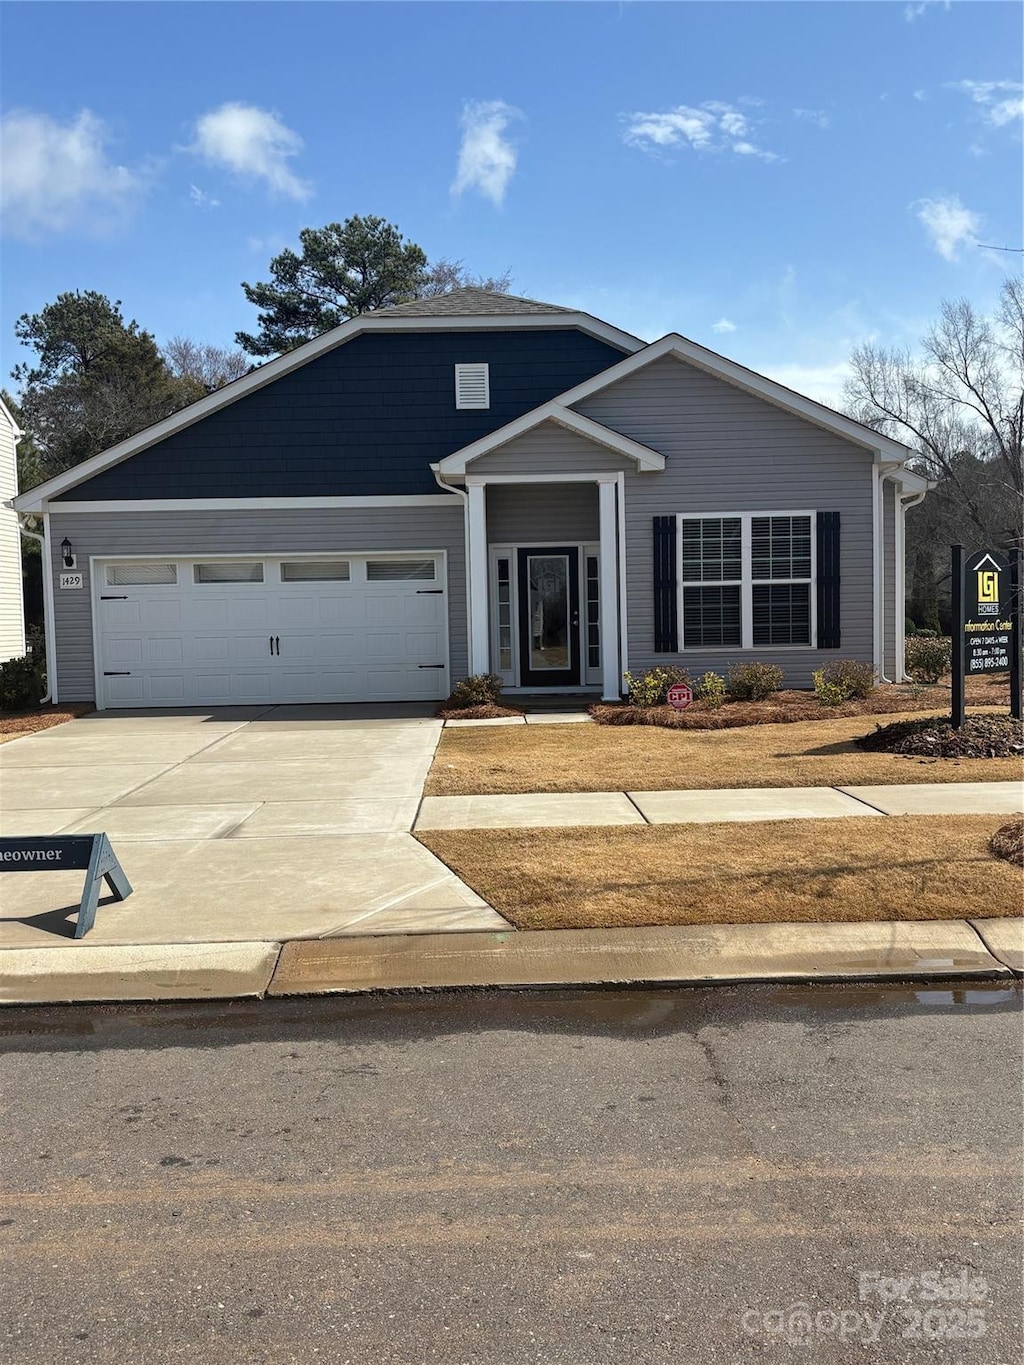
top-left (0, 705), bottom-right (507, 948)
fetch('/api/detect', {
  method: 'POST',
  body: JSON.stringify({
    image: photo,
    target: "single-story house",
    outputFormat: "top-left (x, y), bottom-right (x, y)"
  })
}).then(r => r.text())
top-left (0, 395), bottom-right (27, 664)
top-left (9, 287), bottom-right (928, 709)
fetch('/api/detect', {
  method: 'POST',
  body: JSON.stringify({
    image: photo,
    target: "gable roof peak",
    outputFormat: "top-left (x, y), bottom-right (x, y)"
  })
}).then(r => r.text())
top-left (365, 286), bottom-right (576, 319)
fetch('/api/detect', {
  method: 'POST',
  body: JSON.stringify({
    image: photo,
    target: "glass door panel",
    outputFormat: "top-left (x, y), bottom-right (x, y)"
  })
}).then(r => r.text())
top-left (516, 548), bottom-right (580, 687)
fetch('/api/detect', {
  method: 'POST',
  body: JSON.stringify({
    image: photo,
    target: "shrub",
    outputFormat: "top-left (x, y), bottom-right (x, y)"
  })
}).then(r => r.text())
top-left (25, 623), bottom-right (46, 659)
top-left (446, 673), bottom-right (504, 708)
top-left (622, 665), bottom-right (690, 708)
top-left (0, 653), bottom-right (44, 711)
top-left (905, 635), bottom-right (951, 684)
top-left (695, 670), bottom-right (726, 708)
top-left (726, 661), bottom-right (784, 701)
top-left (990, 818), bottom-right (1024, 868)
top-left (812, 659), bottom-right (876, 706)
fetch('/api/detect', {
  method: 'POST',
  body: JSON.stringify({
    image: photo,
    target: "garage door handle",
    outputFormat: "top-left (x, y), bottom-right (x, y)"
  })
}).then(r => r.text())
top-left (416, 589), bottom-right (443, 594)
top-left (418, 664), bottom-right (445, 669)
top-left (103, 671), bottom-right (132, 676)
top-left (101, 595), bottom-right (128, 601)
top-left (275, 636), bottom-right (280, 654)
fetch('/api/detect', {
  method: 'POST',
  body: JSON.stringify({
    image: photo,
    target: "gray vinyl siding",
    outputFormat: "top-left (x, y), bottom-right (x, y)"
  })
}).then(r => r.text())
top-left (486, 483), bottom-right (600, 543)
top-left (576, 355), bottom-right (877, 688)
top-left (470, 421), bottom-right (634, 475)
top-left (48, 505), bottom-right (466, 702)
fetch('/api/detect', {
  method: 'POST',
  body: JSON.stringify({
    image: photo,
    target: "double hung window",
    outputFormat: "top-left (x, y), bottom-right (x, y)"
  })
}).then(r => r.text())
top-left (679, 513), bottom-right (814, 648)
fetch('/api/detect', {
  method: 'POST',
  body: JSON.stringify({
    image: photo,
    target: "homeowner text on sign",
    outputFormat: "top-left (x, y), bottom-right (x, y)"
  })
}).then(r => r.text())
top-left (0, 835), bottom-right (133, 937)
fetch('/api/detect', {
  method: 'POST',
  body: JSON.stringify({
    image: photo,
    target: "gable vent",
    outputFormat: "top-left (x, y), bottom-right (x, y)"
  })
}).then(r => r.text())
top-left (455, 363), bottom-right (490, 410)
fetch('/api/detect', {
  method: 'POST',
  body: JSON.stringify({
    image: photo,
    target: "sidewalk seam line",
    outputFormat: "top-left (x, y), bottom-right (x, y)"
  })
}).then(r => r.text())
top-left (832, 787), bottom-right (893, 816)
top-left (623, 791), bottom-right (651, 824)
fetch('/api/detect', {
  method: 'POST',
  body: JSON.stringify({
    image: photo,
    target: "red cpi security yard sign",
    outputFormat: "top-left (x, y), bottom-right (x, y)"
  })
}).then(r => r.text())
top-left (667, 682), bottom-right (693, 710)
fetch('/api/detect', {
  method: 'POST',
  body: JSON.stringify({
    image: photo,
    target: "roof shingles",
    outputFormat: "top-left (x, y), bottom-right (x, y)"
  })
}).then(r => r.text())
top-left (366, 287), bottom-right (575, 319)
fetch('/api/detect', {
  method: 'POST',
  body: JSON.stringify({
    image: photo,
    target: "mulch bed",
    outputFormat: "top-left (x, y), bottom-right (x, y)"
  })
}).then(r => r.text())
top-left (0, 703), bottom-right (93, 737)
top-left (590, 674), bottom-right (1013, 732)
top-left (856, 713), bottom-right (1024, 759)
top-left (990, 819), bottom-right (1024, 867)
top-left (436, 702), bottom-right (526, 721)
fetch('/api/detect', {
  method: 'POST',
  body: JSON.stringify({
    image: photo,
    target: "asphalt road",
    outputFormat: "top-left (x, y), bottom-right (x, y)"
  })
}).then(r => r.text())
top-left (1, 982), bottom-right (1021, 1364)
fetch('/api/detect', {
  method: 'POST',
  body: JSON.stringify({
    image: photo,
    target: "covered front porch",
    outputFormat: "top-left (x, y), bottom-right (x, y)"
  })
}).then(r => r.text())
top-left (466, 474), bottom-right (625, 700)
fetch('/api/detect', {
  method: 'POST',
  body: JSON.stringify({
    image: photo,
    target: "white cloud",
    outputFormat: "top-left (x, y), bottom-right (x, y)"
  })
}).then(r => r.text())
top-left (905, 1), bottom-right (950, 21)
top-left (623, 101), bottom-right (779, 162)
top-left (711, 318), bottom-right (737, 334)
top-left (949, 79), bottom-right (1024, 128)
top-left (190, 102), bottom-right (311, 200)
top-left (793, 107), bottom-right (830, 128)
top-left (0, 108), bottom-right (144, 237)
top-left (451, 100), bottom-right (523, 206)
top-left (760, 359), bottom-right (853, 407)
top-left (915, 194), bottom-right (983, 261)
top-left (913, 89), bottom-right (928, 102)
top-left (189, 184), bottom-right (219, 210)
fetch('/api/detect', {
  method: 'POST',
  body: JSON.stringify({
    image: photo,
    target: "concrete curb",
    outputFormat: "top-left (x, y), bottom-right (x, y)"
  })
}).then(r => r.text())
top-left (0, 941), bottom-right (281, 1006)
top-left (0, 920), bottom-right (1018, 1008)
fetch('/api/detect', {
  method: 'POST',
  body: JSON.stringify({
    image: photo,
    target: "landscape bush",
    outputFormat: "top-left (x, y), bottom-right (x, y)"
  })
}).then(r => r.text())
top-left (445, 673), bottom-right (505, 708)
top-left (726, 661), bottom-right (784, 701)
top-left (0, 653), bottom-right (44, 711)
top-left (695, 670), bottom-right (727, 708)
top-left (812, 659), bottom-right (876, 706)
top-left (622, 665), bottom-right (690, 708)
top-left (905, 635), bottom-right (951, 684)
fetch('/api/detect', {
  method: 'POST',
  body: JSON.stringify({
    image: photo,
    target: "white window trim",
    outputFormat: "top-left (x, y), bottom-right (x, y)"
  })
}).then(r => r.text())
top-left (455, 363), bottom-right (490, 410)
top-left (677, 510), bottom-right (817, 651)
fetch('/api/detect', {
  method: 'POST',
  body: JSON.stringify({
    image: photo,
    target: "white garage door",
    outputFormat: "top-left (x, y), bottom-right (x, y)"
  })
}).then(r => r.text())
top-left (94, 553), bottom-right (450, 708)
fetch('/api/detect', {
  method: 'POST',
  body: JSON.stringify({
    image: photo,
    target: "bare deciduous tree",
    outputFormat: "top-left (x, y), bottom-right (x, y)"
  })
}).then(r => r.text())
top-left (162, 336), bottom-right (250, 399)
top-left (843, 277), bottom-right (1023, 547)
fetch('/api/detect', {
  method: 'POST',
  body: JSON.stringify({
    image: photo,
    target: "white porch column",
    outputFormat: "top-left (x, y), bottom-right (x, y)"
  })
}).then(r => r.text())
top-left (598, 477), bottom-right (621, 700)
top-left (467, 479), bottom-right (490, 675)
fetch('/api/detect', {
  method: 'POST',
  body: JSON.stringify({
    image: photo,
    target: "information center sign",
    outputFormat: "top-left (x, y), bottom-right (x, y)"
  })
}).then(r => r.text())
top-left (951, 545), bottom-right (1021, 728)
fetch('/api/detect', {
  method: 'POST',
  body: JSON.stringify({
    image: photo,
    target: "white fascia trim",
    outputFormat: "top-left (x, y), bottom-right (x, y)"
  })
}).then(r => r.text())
top-left (0, 394), bottom-right (23, 439)
top-left (438, 404), bottom-right (665, 475)
top-left (12, 313), bottom-right (641, 513)
top-left (43, 495), bottom-right (459, 514)
top-left (550, 333), bottom-right (916, 463)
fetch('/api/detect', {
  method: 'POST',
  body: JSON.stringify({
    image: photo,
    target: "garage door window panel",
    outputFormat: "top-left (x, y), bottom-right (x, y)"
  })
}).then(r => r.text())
top-left (281, 560), bottom-right (351, 582)
top-left (366, 559), bottom-right (436, 582)
top-left (194, 562), bottom-right (264, 583)
top-left (106, 562), bottom-right (177, 586)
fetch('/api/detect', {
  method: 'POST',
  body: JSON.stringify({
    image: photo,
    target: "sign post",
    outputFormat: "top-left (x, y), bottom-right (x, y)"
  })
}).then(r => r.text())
top-left (951, 544), bottom-right (1017, 729)
top-left (0, 834), bottom-right (132, 938)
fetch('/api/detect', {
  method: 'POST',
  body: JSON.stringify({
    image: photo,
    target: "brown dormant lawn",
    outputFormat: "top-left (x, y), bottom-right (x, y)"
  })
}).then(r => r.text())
top-left (417, 815), bottom-right (1021, 930)
top-left (425, 710), bottom-right (1022, 796)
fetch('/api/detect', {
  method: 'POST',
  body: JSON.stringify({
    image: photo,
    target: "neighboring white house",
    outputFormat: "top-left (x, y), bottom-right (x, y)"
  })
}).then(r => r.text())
top-left (0, 396), bottom-right (27, 662)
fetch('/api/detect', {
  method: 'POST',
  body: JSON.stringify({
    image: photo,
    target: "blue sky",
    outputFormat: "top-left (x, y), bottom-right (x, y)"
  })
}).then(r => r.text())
top-left (1, 0), bottom-right (1021, 402)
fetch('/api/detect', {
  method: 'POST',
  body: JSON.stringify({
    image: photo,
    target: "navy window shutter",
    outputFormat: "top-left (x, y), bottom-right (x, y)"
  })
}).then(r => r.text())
top-left (816, 511), bottom-right (841, 648)
top-left (653, 516), bottom-right (678, 652)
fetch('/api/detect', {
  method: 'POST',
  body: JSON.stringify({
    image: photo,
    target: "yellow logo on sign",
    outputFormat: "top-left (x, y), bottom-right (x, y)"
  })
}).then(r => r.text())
top-left (978, 569), bottom-right (999, 604)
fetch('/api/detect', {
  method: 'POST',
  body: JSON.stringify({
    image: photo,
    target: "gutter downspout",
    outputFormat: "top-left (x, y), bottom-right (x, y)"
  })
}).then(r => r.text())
top-left (897, 489), bottom-right (928, 682)
top-left (873, 463), bottom-right (900, 683)
top-left (431, 465), bottom-right (472, 679)
top-left (15, 512), bottom-right (54, 705)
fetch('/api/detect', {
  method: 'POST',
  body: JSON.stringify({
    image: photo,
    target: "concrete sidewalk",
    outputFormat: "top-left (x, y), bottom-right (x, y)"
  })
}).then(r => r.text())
top-left (1, 917), bottom-right (1020, 1006)
top-left (415, 780), bottom-right (1023, 830)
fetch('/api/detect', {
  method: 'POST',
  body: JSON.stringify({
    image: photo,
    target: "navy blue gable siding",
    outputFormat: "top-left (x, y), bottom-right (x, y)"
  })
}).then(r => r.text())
top-left (56, 329), bottom-right (627, 500)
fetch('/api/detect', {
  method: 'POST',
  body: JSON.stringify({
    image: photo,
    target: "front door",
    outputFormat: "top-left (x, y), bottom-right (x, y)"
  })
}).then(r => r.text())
top-left (516, 547), bottom-right (580, 687)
